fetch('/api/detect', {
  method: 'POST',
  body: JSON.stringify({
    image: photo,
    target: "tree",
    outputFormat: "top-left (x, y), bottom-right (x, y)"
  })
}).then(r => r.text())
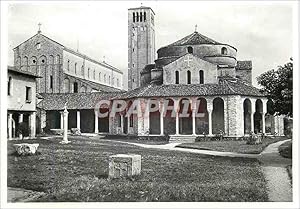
top-left (257, 58), bottom-right (293, 117)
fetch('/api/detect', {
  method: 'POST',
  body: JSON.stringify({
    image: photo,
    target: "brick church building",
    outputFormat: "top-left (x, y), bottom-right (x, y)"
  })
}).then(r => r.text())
top-left (9, 5), bottom-right (284, 141)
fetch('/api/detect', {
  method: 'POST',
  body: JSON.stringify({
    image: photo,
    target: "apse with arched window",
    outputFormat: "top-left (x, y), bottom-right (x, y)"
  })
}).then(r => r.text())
top-left (199, 70), bottom-right (204, 84)
top-left (187, 70), bottom-right (191, 84)
top-left (175, 71), bottom-right (179, 84)
top-left (221, 47), bottom-right (228, 55)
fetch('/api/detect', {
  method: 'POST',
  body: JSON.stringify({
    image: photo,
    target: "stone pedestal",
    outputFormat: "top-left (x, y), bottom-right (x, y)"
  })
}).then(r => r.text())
top-left (13, 143), bottom-right (39, 156)
top-left (109, 154), bottom-right (141, 179)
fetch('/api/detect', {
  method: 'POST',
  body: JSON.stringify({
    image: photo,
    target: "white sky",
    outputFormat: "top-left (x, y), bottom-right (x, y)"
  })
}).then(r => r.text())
top-left (7, 1), bottom-right (294, 88)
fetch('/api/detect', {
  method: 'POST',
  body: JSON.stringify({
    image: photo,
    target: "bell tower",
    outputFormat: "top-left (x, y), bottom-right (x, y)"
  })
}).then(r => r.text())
top-left (128, 6), bottom-right (155, 90)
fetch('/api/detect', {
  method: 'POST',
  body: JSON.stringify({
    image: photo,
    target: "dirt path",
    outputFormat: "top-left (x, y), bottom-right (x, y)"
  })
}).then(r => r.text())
top-left (7, 187), bottom-right (45, 202)
top-left (258, 139), bottom-right (292, 202)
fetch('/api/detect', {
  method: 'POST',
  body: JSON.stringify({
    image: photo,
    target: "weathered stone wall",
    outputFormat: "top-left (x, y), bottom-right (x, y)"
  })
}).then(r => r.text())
top-left (13, 33), bottom-right (64, 93)
top-left (163, 54), bottom-right (218, 85)
top-left (7, 71), bottom-right (37, 112)
top-left (236, 69), bottom-right (252, 85)
top-left (128, 8), bottom-right (155, 90)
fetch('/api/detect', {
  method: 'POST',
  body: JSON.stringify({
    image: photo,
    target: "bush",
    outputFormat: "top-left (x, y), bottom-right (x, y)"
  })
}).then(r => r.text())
top-left (279, 141), bottom-right (292, 158)
top-left (17, 122), bottom-right (29, 139)
top-left (246, 132), bottom-right (263, 145)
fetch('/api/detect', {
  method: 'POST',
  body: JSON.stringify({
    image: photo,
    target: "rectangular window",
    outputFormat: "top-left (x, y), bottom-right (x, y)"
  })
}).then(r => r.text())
top-left (25, 86), bottom-right (32, 103)
top-left (50, 75), bottom-right (53, 89)
top-left (8, 77), bottom-right (12, 95)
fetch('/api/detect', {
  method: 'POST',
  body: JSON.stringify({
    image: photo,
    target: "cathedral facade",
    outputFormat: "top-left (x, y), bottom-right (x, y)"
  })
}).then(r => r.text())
top-left (108, 6), bottom-right (284, 141)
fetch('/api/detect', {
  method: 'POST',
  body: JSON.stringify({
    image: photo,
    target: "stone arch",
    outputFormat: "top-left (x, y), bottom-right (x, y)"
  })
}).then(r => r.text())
top-left (55, 55), bottom-right (60, 64)
top-left (23, 56), bottom-right (28, 66)
top-left (39, 55), bottom-right (47, 65)
top-left (195, 97), bottom-right (209, 134)
top-left (212, 97), bottom-right (224, 134)
top-left (163, 98), bottom-right (176, 135)
top-left (149, 99), bottom-right (161, 134)
top-left (49, 55), bottom-right (54, 65)
top-left (64, 78), bottom-right (70, 93)
top-left (80, 85), bottom-right (87, 93)
top-left (187, 46), bottom-right (193, 54)
top-left (179, 98), bottom-right (192, 134)
top-left (30, 56), bottom-right (38, 74)
top-left (243, 98), bottom-right (252, 134)
top-left (254, 99), bottom-right (263, 133)
top-left (73, 82), bottom-right (78, 93)
top-left (266, 99), bottom-right (275, 134)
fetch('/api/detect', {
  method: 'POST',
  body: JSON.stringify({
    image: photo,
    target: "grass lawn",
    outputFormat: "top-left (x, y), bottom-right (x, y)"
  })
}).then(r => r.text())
top-left (103, 135), bottom-right (169, 145)
top-left (176, 136), bottom-right (288, 154)
top-left (278, 140), bottom-right (292, 159)
top-left (8, 136), bottom-right (268, 202)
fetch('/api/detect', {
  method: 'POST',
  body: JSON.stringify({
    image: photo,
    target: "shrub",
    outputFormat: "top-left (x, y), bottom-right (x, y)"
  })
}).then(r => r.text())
top-left (17, 122), bottom-right (29, 139)
top-left (246, 132), bottom-right (262, 145)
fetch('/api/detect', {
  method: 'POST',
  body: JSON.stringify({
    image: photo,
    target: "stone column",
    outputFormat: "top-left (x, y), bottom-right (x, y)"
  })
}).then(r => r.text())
top-left (60, 107), bottom-right (70, 144)
top-left (30, 112), bottom-right (36, 138)
top-left (60, 112), bottom-right (64, 129)
top-left (250, 113), bottom-right (255, 133)
top-left (175, 99), bottom-right (179, 135)
top-left (8, 113), bottom-right (13, 140)
top-left (18, 113), bottom-right (23, 139)
top-left (159, 100), bottom-right (164, 136)
top-left (94, 110), bottom-right (99, 134)
top-left (77, 110), bottom-right (80, 130)
top-left (207, 98), bottom-right (213, 136)
top-left (192, 99), bottom-right (196, 135)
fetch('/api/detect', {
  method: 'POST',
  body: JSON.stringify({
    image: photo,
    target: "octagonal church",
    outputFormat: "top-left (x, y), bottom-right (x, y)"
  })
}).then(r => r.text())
top-left (36, 6), bottom-right (284, 142)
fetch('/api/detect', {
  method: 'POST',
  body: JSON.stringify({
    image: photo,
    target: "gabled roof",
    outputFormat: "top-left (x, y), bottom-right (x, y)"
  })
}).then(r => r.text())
top-left (114, 78), bottom-right (265, 99)
top-left (168, 31), bottom-right (221, 47)
top-left (65, 73), bottom-right (124, 92)
top-left (37, 92), bottom-right (123, 110)
top-left (8, 66), bottom-right (41, 78)
top-left (13, 33), bottom-right (122, 74)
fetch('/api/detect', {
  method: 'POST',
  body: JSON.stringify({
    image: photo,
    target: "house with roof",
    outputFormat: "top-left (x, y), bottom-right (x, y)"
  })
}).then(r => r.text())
top-left (7, 66), bottom-right (41, 139)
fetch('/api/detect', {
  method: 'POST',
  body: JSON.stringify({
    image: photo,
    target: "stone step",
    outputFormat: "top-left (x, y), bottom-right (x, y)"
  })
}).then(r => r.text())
top-left (169, 135), bottom-right (196, 143)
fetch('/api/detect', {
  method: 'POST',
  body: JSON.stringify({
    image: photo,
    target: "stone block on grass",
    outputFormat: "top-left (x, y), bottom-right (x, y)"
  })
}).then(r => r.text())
top-left (108, 154), bottom-right (141, 179)
top-left (13, 143), bottom-right (39, 156)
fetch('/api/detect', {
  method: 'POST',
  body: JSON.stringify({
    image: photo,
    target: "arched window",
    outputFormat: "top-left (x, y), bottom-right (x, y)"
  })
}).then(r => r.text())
top-left (117, 78), bottom-right (119, 87)
top-left (56, 55), bottom-right (60, 64)
top-left (133, 13), bottom-right (135, 22)
top-left (73, 82), bottom-right (78, 93)
top-left (93, 70), bottom-right (95, 79)
top-left (88, 68), bottom-right (90, 78)
top-left (108, 75), bottom-right (111, 84)
top-left (187, 70), bottom-right (191, 84)
top-left (24, 56), bottom-right (28, 66)
top-left (104, 74), bottom-right (106, 83)
top-left (67, 60), bottom-right (70, 71)
top-left (74, 63), bottom-right (77, 74)
top-left (64, 78), bottom-right (70, 93)
top-left (221, 47), bottom-right (227, 55)
top-left (8, 76), bottom-right (12, 95)
top-left (175, 71), bottom-right (179, 84)
top-left (136, 12), bottom-right (139, 22)
top-left (199, 70), bottom-right (204, 84)
top-left (187, 46), bottom-right (193, 54)
top-left (140, 12), bottom-right (143, 22)
top-left (144, 12), bottom-right (146, 21)
top-left (81, 65), bottom-right (84, 76)
top-left (99, 72), bottom-right (101, 81)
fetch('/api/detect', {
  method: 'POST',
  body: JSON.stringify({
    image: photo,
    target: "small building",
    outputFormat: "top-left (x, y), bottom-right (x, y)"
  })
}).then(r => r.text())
top-left (7, 66), bottom-right (40, 139)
